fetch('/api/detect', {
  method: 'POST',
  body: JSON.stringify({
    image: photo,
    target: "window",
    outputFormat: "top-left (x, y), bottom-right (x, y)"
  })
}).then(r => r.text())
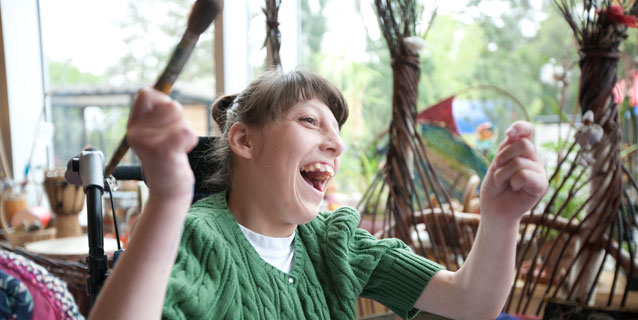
top-left (40, 0), bottom-right (215, 167)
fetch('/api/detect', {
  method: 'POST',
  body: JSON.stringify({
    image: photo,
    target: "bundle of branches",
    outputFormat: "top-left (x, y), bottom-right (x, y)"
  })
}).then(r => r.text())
top-left (358, 0), bottom-right (470, 270)
top-left (263, 0), bottom-right (282, 70)
top-left (505, 1), bottom-right (638, 315)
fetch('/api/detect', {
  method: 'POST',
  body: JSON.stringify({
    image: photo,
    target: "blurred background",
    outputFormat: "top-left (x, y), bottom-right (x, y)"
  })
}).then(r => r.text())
top-left (2, 1), bottom-right (638, 318)
top-left (5, 0), bottom-right (638, 234)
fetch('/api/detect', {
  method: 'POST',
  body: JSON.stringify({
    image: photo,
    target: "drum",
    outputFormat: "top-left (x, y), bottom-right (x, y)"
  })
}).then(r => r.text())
top-left (43, 170), bottom-right (84, 238)
top-left (24, 235), bottom-right (119, 261)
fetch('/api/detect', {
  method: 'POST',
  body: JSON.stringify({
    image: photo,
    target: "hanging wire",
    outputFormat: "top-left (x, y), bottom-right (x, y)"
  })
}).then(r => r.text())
top-left (104, 178), bottom-right (122, 251)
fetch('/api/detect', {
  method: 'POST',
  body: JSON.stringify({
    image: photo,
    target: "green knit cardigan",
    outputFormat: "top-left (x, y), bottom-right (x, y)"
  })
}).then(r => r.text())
top-left (162, 192), bottom-right (443, 319)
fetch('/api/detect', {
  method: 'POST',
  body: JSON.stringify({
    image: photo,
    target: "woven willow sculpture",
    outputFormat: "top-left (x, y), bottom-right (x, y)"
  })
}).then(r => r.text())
top-left (504, 1), bottom-right (638, 315)
top-left (358, 0), bottom-right (472, 271)
top-left (264, 0), bottom-right (282, 70)
top-left (362, 0), bottom-right (637, 317)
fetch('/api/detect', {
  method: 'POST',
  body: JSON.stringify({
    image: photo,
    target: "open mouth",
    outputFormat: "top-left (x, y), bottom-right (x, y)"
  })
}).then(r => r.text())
top-left (300, 163), bottom-right (334, 193)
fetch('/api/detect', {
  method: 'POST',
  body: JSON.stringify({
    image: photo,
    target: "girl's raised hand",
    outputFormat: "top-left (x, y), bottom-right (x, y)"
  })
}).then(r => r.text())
top-left (126, 87), bottom-right (199, 199)
top-left (479, 121), bottom-right (548, 226)
top-left (90, 88), bottom-right (198, 320)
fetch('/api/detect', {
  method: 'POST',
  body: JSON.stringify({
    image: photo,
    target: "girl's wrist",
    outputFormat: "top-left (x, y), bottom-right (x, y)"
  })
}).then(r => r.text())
top-left (146, 192), bottom-right (192, 212)
top-left (479, 209), bottom-right (522, 232)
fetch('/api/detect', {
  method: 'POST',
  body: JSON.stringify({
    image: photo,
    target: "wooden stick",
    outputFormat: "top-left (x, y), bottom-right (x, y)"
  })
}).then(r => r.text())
top-left (0, 129), bottom-right (12, 180)
top-left (104, 0), bottom-right (220, 177)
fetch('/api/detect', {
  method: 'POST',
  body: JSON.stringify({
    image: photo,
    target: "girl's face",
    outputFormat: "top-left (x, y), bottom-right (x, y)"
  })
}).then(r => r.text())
top-left (249, 98), bottom-right (344, 225)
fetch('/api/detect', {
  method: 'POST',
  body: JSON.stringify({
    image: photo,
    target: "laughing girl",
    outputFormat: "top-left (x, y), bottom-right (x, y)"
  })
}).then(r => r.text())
top-left (89, 70), bottom-right (547, 320)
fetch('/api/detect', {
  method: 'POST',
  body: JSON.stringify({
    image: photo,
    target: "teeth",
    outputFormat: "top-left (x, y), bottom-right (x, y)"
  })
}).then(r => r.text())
top-left (301, 163), bottom-right (334, 177)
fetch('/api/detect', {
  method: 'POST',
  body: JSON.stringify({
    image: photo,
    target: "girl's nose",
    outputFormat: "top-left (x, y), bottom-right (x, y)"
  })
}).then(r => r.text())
top-left (320, 129), bottom-right (344, 156)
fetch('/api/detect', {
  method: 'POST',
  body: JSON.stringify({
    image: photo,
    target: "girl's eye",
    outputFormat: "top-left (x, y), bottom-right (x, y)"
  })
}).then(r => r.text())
top-left (299, 117), bottom-right (317, 126)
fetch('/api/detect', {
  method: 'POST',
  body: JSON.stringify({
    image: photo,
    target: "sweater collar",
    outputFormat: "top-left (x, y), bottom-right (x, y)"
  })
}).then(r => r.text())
top-left (198, 191), bottom-right (306, 277)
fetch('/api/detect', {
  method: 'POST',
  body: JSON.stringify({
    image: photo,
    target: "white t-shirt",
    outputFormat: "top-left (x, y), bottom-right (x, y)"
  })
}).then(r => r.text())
top-left (238, 224), bottom-right (295, 274)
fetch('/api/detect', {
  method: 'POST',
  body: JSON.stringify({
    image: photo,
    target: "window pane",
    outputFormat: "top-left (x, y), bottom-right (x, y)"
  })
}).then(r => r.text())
top-left (40, 0), bottom-right (215, 167)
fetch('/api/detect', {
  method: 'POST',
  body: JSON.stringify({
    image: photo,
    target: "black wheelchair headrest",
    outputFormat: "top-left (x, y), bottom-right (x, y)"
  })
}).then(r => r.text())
top-left (112, 136), bottom-right (219, 203)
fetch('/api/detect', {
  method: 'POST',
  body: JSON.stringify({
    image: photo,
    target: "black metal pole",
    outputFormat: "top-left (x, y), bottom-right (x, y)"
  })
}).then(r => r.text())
top-left (85, 185), bottom-right (107, 306)
top-left (75, 147), bottom-right (108, 306)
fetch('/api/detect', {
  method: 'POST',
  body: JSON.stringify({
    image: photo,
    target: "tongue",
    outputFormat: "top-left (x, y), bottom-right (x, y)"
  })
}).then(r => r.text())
top-left (301, 171), bottom-right (329, 191)
top-left (303, 171), bottom-right (330, 180)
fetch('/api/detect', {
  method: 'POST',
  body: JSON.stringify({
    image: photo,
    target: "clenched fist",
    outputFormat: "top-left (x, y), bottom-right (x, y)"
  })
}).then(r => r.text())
top-left (126, 87), bottom-right (199, 199)
top-left (479, 121), bottom-right (548, 227)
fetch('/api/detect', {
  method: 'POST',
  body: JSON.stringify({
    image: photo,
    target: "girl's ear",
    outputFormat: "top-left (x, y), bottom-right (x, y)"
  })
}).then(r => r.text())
top-left (228, 122), bottom-right (254, 159)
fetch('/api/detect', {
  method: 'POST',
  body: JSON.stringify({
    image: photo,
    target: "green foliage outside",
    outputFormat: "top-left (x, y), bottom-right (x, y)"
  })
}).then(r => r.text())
top-left (537, 138), bottom-right (589, 240)
top-left (540, 139), bottom-right (588, 218)
top-left (48, 60), bottom-right (103, 85)
top-left (106, 0), bottom-right (215, 88)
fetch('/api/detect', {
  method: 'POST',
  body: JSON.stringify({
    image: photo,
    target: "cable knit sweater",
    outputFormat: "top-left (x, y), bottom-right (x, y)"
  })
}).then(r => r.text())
top-left (162, 192), bottom-right (443, 319)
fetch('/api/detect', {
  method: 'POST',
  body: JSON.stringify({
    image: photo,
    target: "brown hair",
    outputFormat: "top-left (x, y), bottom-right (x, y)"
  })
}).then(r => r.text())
top-left (205, 69), bottom-right (349, 192)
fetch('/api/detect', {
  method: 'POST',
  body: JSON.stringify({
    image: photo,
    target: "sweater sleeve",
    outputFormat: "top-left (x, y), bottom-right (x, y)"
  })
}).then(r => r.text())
top-left (161, 214), bottom-right (233, 319)
top-left (358, 232), bottom-right (444, 319)
top-left (309, 207), bottom-right (444, 320)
